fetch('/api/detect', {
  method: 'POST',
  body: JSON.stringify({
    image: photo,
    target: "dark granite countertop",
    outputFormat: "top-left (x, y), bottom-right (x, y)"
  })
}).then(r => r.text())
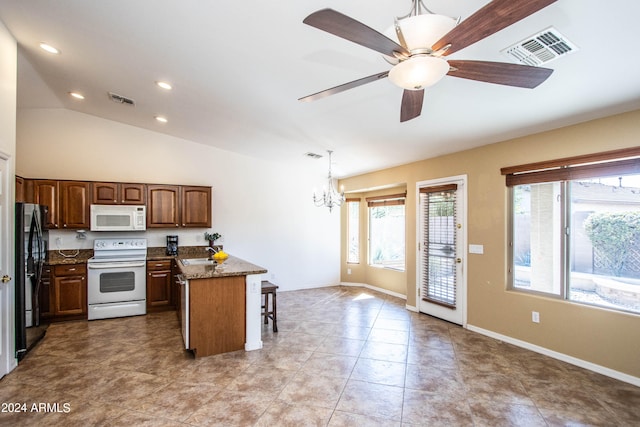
top-left (47, 246), bottom-right (267, 280)
top-left (47, 249), bottom-right (93, 265)
top-left (176, 254), bottom-right (267, 280)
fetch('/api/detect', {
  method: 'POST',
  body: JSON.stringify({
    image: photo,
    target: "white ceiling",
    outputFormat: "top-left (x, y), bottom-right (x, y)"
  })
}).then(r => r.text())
top-left (1, 0), bottom-right (639, 177)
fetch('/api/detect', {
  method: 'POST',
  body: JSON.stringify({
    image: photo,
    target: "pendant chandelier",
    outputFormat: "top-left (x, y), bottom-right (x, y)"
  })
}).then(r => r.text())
top-left (313, 150), bottom-right (345, 212)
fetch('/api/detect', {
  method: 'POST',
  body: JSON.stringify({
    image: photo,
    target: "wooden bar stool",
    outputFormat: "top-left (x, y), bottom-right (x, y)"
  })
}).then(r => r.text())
top-left (261, 280), bottom-right (278, 332)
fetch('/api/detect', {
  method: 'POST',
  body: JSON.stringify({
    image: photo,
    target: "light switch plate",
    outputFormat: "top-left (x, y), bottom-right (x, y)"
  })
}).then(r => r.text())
top-left (469, 244), bottom-right (484, 254)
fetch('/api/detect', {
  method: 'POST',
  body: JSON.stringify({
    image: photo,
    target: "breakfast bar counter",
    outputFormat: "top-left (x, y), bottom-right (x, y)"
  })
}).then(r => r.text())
top-left (175, 254), bottom-right (266, 358)
top-left (177, 255), bottom-right (267, 279)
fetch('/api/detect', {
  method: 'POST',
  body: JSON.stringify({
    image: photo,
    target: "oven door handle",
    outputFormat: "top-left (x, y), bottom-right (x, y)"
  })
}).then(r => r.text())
top-left (88, 261), bottom-right (147, 269)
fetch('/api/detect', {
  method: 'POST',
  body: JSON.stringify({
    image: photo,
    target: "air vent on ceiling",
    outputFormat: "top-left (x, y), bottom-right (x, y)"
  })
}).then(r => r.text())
top-left (502, 27), bottom-right (578, 66)
top-left (108, 92), bottom-right (136, 106)
top-left (305, 152), bottom-right (323, 159)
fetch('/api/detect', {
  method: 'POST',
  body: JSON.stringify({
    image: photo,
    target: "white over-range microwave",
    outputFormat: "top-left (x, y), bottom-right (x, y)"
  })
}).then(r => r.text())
top-left (90, 204), bottom-right (146, 231)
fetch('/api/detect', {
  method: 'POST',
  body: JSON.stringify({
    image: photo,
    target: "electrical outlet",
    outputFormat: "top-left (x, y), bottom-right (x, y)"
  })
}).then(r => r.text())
top-left (532, 311), bottom-right (540, 323)
top-left (347, 268), bottom-right (352, 275)
top-left (56, 237), bottom-right (63, 246)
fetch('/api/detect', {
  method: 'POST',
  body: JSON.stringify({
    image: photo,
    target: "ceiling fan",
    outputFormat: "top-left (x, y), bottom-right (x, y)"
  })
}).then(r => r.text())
top-left (299, 0), bottom-right (557, 122)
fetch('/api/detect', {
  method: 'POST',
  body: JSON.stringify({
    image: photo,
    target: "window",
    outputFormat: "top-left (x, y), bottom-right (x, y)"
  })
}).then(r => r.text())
top-left (505, 148), bottom-right (640, 314)
top-left (346, 199), bottom-right (360, 264)
top-left (367, 193), bottom-right (406, 270)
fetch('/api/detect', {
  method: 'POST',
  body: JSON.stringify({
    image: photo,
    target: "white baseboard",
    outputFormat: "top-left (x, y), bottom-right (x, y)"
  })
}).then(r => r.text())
top-left (245, 340), bottom-right (263, 352)
top-left (281, 281), bottom-right (640, 387)
top-left (340, 281), bottom-right (407, 300)
top-left (340, 282), bottom-right (417, 311)
top-left (467, 324), bottom-right (640, 388)
top-left (405, 305), bottom-right (418, 312)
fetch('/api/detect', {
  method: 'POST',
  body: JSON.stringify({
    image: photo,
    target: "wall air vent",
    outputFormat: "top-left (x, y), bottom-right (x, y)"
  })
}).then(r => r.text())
top-left (305, 152), bottom-right (323, 159)
top-left (502, 27), bottom-right (578, 66)
top-left (108, 92), bottom-right (136, 106)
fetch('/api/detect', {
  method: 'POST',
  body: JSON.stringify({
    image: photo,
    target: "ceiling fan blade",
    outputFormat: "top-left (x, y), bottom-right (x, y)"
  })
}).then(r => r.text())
top-left (447, 60), bottom-right (553, 88)
top-left (303, 8), bottom-right (410, 58)
top-left (400, 89), bottom-right (424, 122)
top-left (433, 0), bottom-right (557, 56)
top-left (299, 71), bottom-right (389, 102)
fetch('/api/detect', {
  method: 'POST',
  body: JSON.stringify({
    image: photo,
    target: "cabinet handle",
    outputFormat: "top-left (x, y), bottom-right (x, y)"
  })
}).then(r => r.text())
top-left (68, 268), bottom-right (76, 271)
top-left (63, 224), bottom-right (67, 228)
top-left (175, 224), bottom-right (179, 227)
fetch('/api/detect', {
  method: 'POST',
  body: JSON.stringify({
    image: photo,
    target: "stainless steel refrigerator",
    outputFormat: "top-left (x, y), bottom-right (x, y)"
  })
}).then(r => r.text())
top-left (15, 203), bottom-right (49, 360)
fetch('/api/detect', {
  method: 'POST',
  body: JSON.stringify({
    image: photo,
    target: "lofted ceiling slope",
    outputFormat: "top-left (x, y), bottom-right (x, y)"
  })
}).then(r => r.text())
top-left (1, 0), bottom-right (639, 177)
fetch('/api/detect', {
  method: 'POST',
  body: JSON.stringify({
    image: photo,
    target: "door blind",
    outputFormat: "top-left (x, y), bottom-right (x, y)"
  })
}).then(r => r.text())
top-left (420, 185), bottom-right (457, 308)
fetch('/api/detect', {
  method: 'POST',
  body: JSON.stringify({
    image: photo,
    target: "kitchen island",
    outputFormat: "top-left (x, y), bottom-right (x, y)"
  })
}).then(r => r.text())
top-left (177, 254), bottom-right (267, 357)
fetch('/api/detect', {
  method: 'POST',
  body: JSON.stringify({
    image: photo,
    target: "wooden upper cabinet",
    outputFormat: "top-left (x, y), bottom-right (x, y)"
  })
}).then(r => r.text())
top-left (181, 186), bottom-right (212, 227)
top-left (121, 183), bottom-right (146, 204)
top-left (147, 185), bottom-right (180, 228)
top-left (92, 182), bottom-right (118, 204)
top-left (27, 179), bottom-right (210, 230)
top-left (59, 181), bottom-right (90, 229)
top-left (92, 182), bottom-right (146, 205)
top-left (15, 176), bottom-right (25, 203)
top-left (32, 180), bottom-right (59, 229)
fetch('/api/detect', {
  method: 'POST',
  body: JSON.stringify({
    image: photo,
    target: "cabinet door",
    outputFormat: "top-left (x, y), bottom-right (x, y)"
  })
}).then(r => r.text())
top-left (147, 260), bottom-right (172, 310)
top-left (53, 275), bottom-right (87, 316)
top-left (15, 176), bottom-right (25, 203)
top-left (172, 259), bottom-right (180, 317)
top-left (181, 186), bottom-right (212, 227)
top-left (59, 181), bottom-right (91, 229)
top-left (33, 180), bottom-right (59, 229)
top-left (121, 183), bottom-right (146, 204)
top-left (147, 185), bottom-right (180, 228)
top-left (92, 182), bottom-right (119, 204)
top-left (39, 265), bottom-right (53, 321)
top-left (92, 182), bottom-right (145, 205)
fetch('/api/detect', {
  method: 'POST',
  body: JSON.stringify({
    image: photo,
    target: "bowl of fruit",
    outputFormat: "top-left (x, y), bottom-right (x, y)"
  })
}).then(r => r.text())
top-left (213, 250), bottom-right (229, 265)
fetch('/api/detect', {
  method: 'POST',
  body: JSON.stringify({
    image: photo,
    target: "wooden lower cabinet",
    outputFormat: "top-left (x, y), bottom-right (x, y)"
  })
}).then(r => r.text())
top-left (188, 275), bottom-right (246, 357)
top-left (172, 259), bottom-right (181, 320)
top-left (147, 260), bottom-right (173, 311)
top-left (39, 265), bottom-right (52, 321)
top-left (51, 264), bottom-right (87, 321)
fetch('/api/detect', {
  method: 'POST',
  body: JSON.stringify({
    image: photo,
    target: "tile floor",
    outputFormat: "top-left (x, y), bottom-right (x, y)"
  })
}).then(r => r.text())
top-left (1, 286), bottom-right (639, 426)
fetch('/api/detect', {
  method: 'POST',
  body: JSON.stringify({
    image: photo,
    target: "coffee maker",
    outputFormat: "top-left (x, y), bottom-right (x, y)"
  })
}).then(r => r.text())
top-left (166, 235), bottom-right (178, 256)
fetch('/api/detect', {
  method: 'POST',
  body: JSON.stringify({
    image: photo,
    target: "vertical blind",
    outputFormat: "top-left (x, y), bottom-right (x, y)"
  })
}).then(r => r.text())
top-left (420, 184), bottom-right (458, 308)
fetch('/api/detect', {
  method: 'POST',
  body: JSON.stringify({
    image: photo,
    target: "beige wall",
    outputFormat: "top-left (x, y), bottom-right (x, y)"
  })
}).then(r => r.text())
top-left (339, 109), bottom-right (640, 378)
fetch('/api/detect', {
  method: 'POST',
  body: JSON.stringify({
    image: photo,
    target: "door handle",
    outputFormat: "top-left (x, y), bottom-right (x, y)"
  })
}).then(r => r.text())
top-left (1, 275), bottom-right (11, 283)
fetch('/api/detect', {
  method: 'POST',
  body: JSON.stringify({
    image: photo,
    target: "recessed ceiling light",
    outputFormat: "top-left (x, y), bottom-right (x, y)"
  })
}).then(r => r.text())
top-left (39, 42), bottom-right (60, 54)
top-left (156, 81), bottom-right (172, 90)
top-left (69, 92), bottom-right (85, 100)
top-left (155, 116), bottom-right (168, 123)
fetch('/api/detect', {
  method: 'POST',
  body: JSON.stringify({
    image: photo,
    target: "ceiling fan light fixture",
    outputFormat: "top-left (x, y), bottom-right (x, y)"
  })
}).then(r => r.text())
top-left (383, 13), bottom-right (457, 64)
top-left (388, 55), bottom-right (449, 90)
top-left (396, 14), bottom-right (457, 52)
